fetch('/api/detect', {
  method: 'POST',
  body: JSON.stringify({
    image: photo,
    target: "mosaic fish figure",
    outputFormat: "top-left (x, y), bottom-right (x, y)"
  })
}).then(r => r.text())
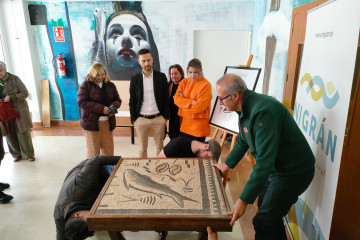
top-left (123, 169), bottom-right (196, 207)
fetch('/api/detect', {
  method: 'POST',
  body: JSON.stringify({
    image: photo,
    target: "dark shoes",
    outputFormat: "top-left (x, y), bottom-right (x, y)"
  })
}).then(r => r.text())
top-left (0, 183), bottom-right (13, 204)
top-left (0, 191), bottom-right (13, 204)
top-left (0, 182), bottom-right (10, 191)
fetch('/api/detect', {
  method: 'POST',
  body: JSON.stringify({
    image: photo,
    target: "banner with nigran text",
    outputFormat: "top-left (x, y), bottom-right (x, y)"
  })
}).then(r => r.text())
top-left (288, 0), bottom-right (360, 239)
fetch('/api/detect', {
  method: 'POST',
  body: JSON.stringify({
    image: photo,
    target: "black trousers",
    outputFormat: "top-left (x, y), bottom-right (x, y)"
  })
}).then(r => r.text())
top-left (0, 130), bottom-right (4, 161)
top-left (253, 170), bottom-right (314, 240)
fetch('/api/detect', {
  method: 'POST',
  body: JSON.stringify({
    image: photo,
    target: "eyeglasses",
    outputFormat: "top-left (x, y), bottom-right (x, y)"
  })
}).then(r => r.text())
top-left (218, 94), bottom-right (231, 102)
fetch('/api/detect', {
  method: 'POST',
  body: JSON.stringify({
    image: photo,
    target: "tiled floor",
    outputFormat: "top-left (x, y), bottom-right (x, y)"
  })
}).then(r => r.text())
top-left (0, 125), bottom-right (253, 240)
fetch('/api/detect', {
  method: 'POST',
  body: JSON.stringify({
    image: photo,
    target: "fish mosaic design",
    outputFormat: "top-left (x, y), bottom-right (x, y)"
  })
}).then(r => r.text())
top-left (123, 169), bottom-right (197, 207)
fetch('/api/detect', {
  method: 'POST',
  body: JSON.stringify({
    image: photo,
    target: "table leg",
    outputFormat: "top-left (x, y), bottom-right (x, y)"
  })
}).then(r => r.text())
top-left (108, 231), bottom-right (126, 240)
top-left (159, 231), bottom-right (168, 240)
top-left (195, 231), bottom-right (208, 240)
top-left (131, 126), bottom-right (135, 144)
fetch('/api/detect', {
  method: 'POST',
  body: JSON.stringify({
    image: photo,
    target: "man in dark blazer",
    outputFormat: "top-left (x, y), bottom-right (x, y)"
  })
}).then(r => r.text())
top-left (129, 49), bottom-right (169, 158)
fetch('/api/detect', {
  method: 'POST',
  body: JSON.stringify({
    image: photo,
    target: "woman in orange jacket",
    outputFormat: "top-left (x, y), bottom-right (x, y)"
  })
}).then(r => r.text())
top-left (174, 59), bottom-right (212, 142)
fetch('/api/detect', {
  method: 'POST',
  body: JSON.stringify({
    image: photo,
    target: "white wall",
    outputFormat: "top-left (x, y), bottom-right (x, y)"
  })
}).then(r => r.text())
top-left (194, 30), bottom-right (250, 108)
top-left (0, 0), bottom-right (42, 122)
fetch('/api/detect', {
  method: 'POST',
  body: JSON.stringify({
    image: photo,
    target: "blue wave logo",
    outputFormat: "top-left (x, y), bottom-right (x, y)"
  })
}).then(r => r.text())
top-left (300, 73), bottom-right (339, 109)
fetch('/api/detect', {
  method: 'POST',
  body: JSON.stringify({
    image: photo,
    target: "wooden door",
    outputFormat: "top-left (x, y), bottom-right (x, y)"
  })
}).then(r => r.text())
top-left (330, 39), bottom-right (360, 240)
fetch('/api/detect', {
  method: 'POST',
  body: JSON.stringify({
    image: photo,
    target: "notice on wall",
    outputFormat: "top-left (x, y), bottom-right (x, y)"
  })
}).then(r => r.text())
top-left (53, 27), bottom-right (65, 42)
top-left (288, 0), bottom-right (360, 239)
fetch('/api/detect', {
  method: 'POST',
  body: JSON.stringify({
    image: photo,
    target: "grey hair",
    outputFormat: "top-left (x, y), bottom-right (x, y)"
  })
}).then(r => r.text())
top-left (206, 139), bottom-right (222, 161)
top-left (216, 73), bottom-right (247, 95)
top-left (0, 61), bottom-right (6, 71)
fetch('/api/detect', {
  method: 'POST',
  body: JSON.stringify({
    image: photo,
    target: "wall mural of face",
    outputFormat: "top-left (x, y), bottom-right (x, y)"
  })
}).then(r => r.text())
top-left (105, 14), bottom-right (151, 79)
top-left (93, 3), bottom-right (161, 81)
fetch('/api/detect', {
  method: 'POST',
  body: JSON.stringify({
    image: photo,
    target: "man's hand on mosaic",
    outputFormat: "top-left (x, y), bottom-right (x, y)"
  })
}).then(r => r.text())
top-left (212, 163), bottom-right (229, 177)
top-left (207, 227), bottom-right (218, 240)
top-left (229, 198), bottom-right (248, 226)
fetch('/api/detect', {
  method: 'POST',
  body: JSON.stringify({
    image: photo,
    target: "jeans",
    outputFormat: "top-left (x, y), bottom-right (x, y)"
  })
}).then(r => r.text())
top-left (253, 170), bottom-right (314, 240)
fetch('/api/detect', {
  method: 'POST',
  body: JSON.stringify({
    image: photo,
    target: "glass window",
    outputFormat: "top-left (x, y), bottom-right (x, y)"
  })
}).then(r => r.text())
top-left (0, 33), bottom-right (4, 62)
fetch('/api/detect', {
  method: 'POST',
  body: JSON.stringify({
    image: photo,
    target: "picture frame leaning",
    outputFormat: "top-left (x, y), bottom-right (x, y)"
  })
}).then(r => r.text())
top-left (209, 66), bottom-right (261, 134)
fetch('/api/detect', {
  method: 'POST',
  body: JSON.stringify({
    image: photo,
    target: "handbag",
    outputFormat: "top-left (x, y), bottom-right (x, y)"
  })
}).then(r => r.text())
top-left (0, 101), bottom-right (19, 123)
top-left (0, 101), bottom-right (19, 135)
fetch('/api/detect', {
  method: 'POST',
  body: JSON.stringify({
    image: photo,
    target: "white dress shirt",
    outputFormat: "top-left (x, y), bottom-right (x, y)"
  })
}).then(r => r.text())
top-left (140, 72), bottom-right (160, 115)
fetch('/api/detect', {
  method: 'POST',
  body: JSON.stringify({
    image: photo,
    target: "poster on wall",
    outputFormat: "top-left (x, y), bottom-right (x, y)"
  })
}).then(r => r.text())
top-left (209, 67), bottom-right (261, 133)
top-left (288, 0), bottom-right (360, 239)
top-left (53, 27), bottom-right (65, 42)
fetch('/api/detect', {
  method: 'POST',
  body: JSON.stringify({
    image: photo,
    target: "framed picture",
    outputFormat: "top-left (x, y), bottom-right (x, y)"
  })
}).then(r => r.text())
top-left (209, 67), bottom-right (261, 134)
top-left (224, 66), bottom-right (261, 91)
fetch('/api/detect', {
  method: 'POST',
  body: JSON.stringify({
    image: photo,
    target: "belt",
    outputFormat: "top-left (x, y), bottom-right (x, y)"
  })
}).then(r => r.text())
top-left (139, 113), bottom-right (161, 119)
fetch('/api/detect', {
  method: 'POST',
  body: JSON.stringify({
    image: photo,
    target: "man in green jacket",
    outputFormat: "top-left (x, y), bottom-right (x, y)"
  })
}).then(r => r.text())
top-left (212, 74), bottom-right (315, 240)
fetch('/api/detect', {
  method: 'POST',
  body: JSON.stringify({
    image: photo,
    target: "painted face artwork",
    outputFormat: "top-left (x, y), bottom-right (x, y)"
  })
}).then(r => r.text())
top-left (170, 68), bottom-right (182, 84)
top-left (187, 67), bottom-right (202, 81)
top-left (105, 14), bottom-right (150, 78)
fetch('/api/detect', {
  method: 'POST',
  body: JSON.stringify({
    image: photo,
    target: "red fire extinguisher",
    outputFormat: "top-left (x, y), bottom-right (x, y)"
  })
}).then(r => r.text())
top-left (56, 54), bottom-right (67, 77)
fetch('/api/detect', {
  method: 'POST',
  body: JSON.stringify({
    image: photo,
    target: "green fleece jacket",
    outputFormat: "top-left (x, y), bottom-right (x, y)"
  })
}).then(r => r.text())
top-left (225, 90), bottom-right (315, 204)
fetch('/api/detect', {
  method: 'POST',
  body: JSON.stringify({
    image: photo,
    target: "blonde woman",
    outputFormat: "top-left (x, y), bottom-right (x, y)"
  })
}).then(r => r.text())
top-left (77, 63), bottom-right (121, 158)
top-left (174, 59), bottom-right (212, 142)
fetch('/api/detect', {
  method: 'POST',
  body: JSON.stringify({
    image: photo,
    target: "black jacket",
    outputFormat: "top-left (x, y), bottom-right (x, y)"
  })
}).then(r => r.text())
top-left (54, 156), bottom-right (120, 240)
top-left (129, 70), bottom-right (169, 123)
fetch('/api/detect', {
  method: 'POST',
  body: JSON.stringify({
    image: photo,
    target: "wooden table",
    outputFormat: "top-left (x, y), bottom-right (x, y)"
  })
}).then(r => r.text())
top-left (88, 158), bottom-right (232, 240)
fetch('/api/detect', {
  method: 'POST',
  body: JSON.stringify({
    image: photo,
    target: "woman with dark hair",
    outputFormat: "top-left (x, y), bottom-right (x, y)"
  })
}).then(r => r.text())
top-left (91, 2), bottom-right (160, 80)
top-left (168, 64), bottom-right (184, 139)
top-left (77, 63), bottom-right (121, 158)
top-left (174, 59), bottom-right (212, 142)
